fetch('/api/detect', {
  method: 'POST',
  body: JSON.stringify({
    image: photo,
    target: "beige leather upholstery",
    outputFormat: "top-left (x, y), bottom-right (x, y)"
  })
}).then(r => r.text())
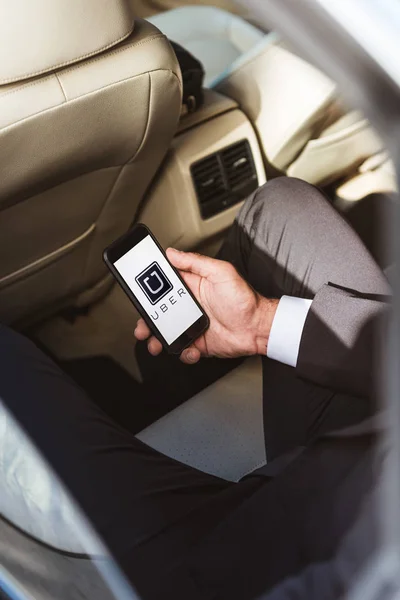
top-left (0, 0), bottom-right (134, 84)
top-left (0, 4), bottom-right (182, 324)
top-left (217, 35), bottom-right (334, 171)
top-left (216, 36), bottom-right (383, 184)
top-left (335, 154), bottom-right (397, 210)
top-left (287, 110), bottom-right (383, 185)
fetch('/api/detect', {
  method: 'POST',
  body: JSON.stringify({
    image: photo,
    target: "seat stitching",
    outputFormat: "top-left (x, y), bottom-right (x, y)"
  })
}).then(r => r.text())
top-left (0, 34), bottom-right (167, 100)
top-left (81, 168), bottom-right (125, 285)
top-left (0, 24), bottom-right (136, 84)
top-left (0, 68), bottom-right (179, 133)
top-left (58, 34), bottom-right (166, 77)
top-left (0, 75), bottom-right (56, 99)
top-left (0, 34), bottom-right (166, 88)
top-left (128, 72), bottom-right (152, 163)
top-left (80, 73), bottom-right (152, 281)
top-left (54, 73), bottom-right (67, 102)
top-left (0, 69), bottom-right (181, 217)
top-left (0, 224), bottom-right (96, 289)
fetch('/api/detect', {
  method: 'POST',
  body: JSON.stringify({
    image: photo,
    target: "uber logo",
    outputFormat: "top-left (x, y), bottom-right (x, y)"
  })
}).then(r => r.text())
top-left (135, 262), bottom-right (172, 305)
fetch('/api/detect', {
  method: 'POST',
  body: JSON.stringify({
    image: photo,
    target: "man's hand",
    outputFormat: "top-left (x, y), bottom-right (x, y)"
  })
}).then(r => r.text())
top-left (134, 248), bottom-right (278, 364)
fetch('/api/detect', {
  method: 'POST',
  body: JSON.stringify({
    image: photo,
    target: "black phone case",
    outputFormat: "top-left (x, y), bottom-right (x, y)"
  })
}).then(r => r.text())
top-left (103, 224), bottom-right (209, 354)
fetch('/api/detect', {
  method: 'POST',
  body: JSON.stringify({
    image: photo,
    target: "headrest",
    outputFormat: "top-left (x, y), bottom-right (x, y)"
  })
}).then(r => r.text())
top-left (0, 0), bottom-right (135, 85)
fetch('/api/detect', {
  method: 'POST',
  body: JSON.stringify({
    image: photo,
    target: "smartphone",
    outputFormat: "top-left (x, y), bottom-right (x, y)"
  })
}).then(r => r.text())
top-left (103, 224), bottom-right (209, 354)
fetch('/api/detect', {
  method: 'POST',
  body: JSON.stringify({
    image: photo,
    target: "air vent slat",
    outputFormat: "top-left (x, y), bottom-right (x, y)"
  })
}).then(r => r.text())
top-left (192, 164), bottom-right (220, 176)
top-left (229, 174), bottom-right (255, 188)
top-left (191, 154), bottom-right (226, 209)
top-left (191, 139), bottom-right (258, 219)
top-left (221, 140), bottom-right (256, 191)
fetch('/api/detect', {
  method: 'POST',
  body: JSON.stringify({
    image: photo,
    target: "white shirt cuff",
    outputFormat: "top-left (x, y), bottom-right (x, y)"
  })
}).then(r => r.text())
top-left (267, 296), bottom-right (312, 367)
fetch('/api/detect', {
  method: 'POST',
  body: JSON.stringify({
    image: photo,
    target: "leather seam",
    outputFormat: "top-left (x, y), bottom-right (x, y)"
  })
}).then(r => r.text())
top-left (128, 72), bottom-right (152, 163)
top-left (81, 167), bottom-right (125, 286)
top-left (295, 120), bottom-right (374, 150)
top-left (271, 100), bottom-right (337, 163)
top-left (0, 74), bottom-right (56, 99)
top-left (81, 71), bottom-right (153, 281)
top-left (0, 223), bottom-right (96, 289)
top-left (54, 73), bottom-right (67, 102)
top-left (0, 68), bottom-right (180, 217)
top-left (82, 72), bottom-right (151, 282)
top-left (54, 34), bottom-right (166, 77)
top-left (78, 77), bottom-right (153, 280)
top-left (0, 68), bottom-right (174, 133)
top-left (0, 34), bottom-right (171, 101)
top-left (0, 23), bottom-right (136, 85)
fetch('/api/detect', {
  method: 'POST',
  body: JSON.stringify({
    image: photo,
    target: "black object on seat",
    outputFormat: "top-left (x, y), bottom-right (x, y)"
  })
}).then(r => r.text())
top-left (170, 40), bottom-right (205, 112)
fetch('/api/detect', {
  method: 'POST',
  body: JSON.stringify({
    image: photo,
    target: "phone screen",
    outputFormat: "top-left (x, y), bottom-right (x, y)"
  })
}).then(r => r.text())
top-left (114, 235), bottom-right (203, 345)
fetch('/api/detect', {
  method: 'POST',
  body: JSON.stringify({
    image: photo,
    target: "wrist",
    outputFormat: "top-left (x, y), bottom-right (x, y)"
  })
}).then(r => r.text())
top-left (252, 295), bottom-right (279, 356)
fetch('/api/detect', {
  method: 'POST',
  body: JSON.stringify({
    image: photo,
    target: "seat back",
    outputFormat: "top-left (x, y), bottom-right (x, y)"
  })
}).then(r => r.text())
top-left (216, 35), bottom-right (383, 184)
top-left (0, 0), bottom-right (182, 324)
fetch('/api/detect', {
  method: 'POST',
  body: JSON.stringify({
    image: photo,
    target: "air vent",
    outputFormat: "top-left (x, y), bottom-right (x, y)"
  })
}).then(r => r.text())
top-left (191, 139), bottom-right (258, 219)
top-left (221, 140), bottom-right (257, 191)
top-left (191, 155), bottom-right (227, 206)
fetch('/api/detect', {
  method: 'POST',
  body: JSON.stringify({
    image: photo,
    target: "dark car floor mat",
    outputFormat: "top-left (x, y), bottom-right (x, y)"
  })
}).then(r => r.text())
top-left (58, 343), bottom-right (243, 435)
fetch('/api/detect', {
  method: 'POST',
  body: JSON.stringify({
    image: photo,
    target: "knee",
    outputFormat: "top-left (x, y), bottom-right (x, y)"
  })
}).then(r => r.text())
top-left (236, 177), bottom-right (332, 244)
top-left (248, 176), bottom-right (329, 218)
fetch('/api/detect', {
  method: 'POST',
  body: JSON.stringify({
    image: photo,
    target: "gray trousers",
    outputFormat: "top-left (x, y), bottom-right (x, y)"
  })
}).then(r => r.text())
top-left (220, 176), bottom-right (388, 458)
top-left (0, 177), bottom-right (387, 599)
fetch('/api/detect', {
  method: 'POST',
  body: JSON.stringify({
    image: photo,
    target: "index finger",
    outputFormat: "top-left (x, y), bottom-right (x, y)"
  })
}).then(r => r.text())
top-left (166, 248), bottom-right (221, 280)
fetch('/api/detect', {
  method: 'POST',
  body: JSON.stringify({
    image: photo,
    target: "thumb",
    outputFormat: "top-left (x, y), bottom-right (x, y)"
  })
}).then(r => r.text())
top-left (166, 248), bottom-right (220, 280)
top-left (180, 346), bottom-right (201, 365)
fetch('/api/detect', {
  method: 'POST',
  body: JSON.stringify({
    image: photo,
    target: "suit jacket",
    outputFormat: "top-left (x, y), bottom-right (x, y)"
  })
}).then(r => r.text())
top-left (297, 282), bottom-right (390, 397)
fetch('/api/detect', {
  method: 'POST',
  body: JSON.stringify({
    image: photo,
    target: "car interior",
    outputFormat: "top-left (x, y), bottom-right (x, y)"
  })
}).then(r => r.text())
top-left (0, 0), bottom-right (398, 597)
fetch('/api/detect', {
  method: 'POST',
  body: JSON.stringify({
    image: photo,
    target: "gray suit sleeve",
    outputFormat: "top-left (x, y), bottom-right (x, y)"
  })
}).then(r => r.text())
top-left (296, 283), bottom-right (390, 398)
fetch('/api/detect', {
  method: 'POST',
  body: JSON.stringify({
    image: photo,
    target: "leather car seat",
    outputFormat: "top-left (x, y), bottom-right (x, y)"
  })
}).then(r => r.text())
top-left (148, 5), bottom-right (265, 87)
top-left (335, 153), bottom-right (397, 210)
top-left (149, 6), bottom-right (383, 187)
top-left (0, 0), bottom-right (182, 325)
top-left (215, 36), bottom-right (384, 184)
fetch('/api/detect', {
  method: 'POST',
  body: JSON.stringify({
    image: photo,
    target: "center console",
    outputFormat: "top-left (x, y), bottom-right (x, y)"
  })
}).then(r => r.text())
top-left (138, 89), bottom-right (266, 252)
